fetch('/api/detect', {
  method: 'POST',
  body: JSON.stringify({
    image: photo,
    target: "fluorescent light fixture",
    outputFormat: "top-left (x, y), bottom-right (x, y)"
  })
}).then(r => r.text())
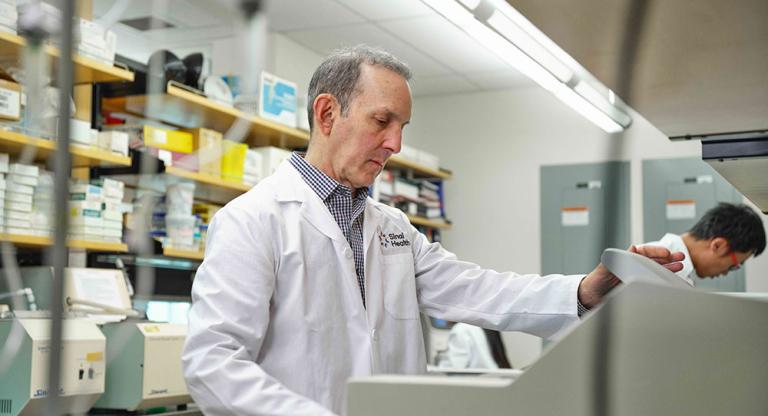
top-left (554, 84), bottom-right (625, 133)
top-left (420, 0), bottom-right (632, 133)
top-left (486, 10), bottom-right (573, 82)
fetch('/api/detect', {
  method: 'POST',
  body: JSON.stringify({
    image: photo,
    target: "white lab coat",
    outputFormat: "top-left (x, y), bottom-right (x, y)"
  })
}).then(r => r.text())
top-left (642, 233), bottom-right (697, 285)
top-left (438, 323), bottom-right (499, 369)
top-left (182, 160), bottom-right (582, 415)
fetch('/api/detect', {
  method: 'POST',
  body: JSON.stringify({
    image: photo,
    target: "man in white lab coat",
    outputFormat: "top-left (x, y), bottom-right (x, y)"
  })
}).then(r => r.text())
top-left (644, 202), bottom-right (765, 286)
top-left (182, 45), bottom-right (683, 415)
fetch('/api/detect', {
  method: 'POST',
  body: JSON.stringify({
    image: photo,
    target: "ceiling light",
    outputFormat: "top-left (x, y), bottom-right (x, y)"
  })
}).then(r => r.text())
top-left (420, 0), bottom-right (632, 133)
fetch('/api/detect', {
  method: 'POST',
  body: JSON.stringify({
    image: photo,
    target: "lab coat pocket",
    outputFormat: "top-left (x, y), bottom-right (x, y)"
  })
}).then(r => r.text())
top-left (381, 253), bottom-right (420, 320)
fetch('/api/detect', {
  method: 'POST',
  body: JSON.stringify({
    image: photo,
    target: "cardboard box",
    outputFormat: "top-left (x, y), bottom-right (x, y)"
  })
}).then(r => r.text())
top-left (0, 79), bottom-right (21, 121)
top-left (221, 140), bottom-right (247, 182)
top-left (184, 128), bottom-right (222, 176)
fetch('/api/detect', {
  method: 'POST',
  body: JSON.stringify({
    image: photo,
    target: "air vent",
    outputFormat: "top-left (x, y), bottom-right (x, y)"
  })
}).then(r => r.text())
top-left (0, 399), bottom-right (12, 414)
top-left (119, 16), bottom-right (176, 31)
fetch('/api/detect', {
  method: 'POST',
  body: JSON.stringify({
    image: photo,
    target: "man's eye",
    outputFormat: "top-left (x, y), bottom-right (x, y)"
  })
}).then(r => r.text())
top-left (375, 118), bottom-right (388, 126)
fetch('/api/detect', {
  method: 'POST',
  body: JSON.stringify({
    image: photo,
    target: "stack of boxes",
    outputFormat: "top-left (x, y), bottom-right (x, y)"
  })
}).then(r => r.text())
top-left (0, 0), bottom-right (17, 35)
top-left (74, 18), bottom-right (117, 66)
top-left (30, 170), bottom-right (53, 236)
top-left (243, 149), bottom-right (263, 186)
top-left (165, 182), bottom-right (197, 249)
top-left (97, 178), bottom-right (125, 243)
top-left (69, 178), bottom-right (126, 242)
top-left (0, 154), bottom-right (7, 231)
top-left (4, 162), bottom-right (39, 235)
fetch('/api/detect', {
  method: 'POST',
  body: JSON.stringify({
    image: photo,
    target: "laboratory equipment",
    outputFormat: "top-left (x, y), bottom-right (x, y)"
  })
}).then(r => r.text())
top-left (347, 250), bottom-right (768, 415)
top-left (0, 316), bottom-right (106, 416)
top-left (93, 321), bottom-right (191, 411)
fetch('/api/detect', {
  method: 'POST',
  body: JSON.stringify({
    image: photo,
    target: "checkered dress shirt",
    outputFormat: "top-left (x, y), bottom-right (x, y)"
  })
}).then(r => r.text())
top-left (289, 152), bottom-right (369, 307)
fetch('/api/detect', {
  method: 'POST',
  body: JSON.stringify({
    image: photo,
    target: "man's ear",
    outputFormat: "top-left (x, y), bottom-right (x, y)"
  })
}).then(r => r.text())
top-left (710, 237), bottom-right (731, 256)
top-left (313, 93), bottom-right (337, 136)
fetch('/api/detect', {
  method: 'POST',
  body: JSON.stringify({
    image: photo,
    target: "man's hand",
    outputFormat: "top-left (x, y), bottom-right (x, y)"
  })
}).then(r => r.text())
top-left (577, 245), bottom-right (685, 309)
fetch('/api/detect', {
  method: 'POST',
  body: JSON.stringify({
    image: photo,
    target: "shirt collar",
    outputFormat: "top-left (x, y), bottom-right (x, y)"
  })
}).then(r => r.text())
top-left (289, 152), bottom-right (369, 202)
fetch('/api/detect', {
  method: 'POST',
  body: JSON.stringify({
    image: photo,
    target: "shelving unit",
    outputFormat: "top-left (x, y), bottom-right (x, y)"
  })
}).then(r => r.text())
top-left (0, 129), bottom-right (131, 167)
top-left (163, 247), bottom-right (205, 261)
top-left (388, 156), bottom-right (452, 179)
top-left (101, 82), bottom-right (310, 148)
top-left (406, 215), bottom-right (452, 230)
top-left (0, 233), bottom-right (128, 252)
top-left (0, 31), bottom-right (134, 84)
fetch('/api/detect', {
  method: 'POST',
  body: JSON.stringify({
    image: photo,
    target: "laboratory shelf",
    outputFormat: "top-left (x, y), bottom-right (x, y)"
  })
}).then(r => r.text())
top-left (0, 31), bottom-right (134, 84)
top-left (101, 82), bottom-right (310, 149)
top-left (388, 155), bottom-right (452, 179)
top-left (0, 129), bottom-right (131, 167)
top-left (165, 166), bottom-right (252, 193)
top-left (407, 215), bottom-right (452, 230)
top-left (163, 247), bottom-right (205, 261)
top-left (91, 152), bottom-right (252, 205)
top-left (0, 233), bottom-right (129, 252)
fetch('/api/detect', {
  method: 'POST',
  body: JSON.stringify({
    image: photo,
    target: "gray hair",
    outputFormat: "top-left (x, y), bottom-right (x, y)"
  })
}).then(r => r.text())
top-left (307, 45), bottom-right (412, 131)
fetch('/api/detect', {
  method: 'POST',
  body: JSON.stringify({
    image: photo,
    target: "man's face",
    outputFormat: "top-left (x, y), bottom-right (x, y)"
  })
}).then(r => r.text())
top-left (696, 249), bottom-right (753, 278)
top-left (327, 64), bottom-right (412, 189)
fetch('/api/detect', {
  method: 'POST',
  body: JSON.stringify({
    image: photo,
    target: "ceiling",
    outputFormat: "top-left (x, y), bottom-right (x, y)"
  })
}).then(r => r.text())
top-left (92, 0), bottom-right (535, 97)
top-left (509, 0), bottom-right (768, 138)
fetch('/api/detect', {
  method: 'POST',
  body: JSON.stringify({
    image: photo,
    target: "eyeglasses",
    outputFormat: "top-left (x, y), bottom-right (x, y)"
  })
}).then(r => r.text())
top-left (728, 252), bottom-right (741, 271)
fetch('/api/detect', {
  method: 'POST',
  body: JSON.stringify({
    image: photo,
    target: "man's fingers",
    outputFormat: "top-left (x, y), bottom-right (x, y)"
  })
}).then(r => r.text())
top-left (663, 262), bottom-right (685, 273)
top-left (631, 245), bottom-right (686, 264)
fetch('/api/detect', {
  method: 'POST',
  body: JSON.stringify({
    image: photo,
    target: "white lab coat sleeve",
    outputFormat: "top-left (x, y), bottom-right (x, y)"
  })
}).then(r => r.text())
top-left (182, 205), bottom-right (336, 416)
top-left (408, 219), bottom-right (581, 339)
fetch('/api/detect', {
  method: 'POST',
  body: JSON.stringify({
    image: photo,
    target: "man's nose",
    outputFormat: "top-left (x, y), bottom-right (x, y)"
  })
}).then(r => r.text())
top-left (383, 127), bottom-right (402, 154)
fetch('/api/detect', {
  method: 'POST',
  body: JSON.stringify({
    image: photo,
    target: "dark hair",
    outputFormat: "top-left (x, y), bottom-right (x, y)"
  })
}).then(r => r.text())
top-left (689, 203), bottom-right (766, 256)
top-left (306, 45), bottom-right (411, 131)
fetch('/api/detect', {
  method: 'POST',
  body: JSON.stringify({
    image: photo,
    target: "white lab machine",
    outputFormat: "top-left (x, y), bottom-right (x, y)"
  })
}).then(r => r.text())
top-left (0, 315), bottom-right (107, 416)
top-left (346, 249), bottom-right (768, 415)
top-left (93, 321), bottom-right (192, 411)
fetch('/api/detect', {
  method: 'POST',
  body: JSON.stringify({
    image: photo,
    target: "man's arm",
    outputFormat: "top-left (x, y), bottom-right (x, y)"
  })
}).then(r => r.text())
top-left (182, 206), bottom-right (335, 416)
top-left (577, 245), bottom-right (685, 308)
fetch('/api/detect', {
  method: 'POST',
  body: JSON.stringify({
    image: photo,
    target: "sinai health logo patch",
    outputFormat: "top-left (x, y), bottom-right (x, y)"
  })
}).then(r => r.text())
top-left (378, 229), bottom-right (411, 254)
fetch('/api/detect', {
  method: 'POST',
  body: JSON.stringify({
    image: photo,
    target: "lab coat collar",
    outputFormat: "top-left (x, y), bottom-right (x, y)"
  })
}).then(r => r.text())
top-left (273, 160), bottom-right (347, 243)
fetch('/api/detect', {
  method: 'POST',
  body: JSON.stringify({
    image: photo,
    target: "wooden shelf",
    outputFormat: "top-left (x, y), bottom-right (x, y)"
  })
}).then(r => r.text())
top-left (104, 165), bottom-right (251, 205)
top-left (0, 31), bottom-right (134, 84)
top-left (102, 83), bottom-right (310, 148)
top-left (0, 129), bottom-right (131, 167)
top-left (407, 215), bottom-right (452, 230)
top-left (388, 156), bottom-right (452, 179)
top-left (165, 167), bottom-right (252, 193)
top-left (163, 247), bottom-right (204, 261)
top-left (0, 233), bottom-right (128, 252)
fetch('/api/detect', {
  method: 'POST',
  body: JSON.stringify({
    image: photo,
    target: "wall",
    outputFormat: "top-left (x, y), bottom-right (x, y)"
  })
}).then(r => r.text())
top-left (407, 86), bottom-right (768, 362)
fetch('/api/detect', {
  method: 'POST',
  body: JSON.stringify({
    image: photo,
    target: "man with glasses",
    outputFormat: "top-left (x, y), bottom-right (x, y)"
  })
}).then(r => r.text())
top-left (644, 203), bottom-right (766, 284)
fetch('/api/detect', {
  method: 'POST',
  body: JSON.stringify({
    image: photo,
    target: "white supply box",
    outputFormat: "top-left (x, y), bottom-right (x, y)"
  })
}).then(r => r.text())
top-left (97, 131), bottom-right (129, 157)
top-left (259, 71), bottom-right (298, 127)
top-left (9, 163), bottom-right (39, 178)
top-left (7, 174), bottom-right (37, 187)
top-left (249, 146), bottom-right (292, 180)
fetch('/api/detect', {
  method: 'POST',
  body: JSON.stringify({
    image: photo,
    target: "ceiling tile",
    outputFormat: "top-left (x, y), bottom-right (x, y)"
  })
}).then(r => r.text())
top-left (410, 74), bottom-right (478, 97)
top-left (464, 70), bottom-right (535, 90)
top-left (284, 23), bottom-right (452, 77)
top-left (333, 0), bottom-right (434, 21)
top-left (266, 0), bottom-right (366, 31)
top-left (379, 15), bottom-right (509, 74)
